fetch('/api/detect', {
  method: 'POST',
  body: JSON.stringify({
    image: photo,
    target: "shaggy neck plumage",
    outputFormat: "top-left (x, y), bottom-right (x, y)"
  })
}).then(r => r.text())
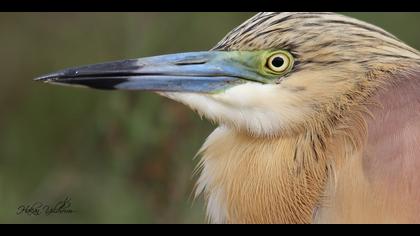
top-left (195, 109), bottom-right (367, 223)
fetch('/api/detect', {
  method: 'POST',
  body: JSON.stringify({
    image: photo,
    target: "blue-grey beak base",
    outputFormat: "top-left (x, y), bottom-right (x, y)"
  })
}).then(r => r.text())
top-left (35, 51), bottom-right (250, 93)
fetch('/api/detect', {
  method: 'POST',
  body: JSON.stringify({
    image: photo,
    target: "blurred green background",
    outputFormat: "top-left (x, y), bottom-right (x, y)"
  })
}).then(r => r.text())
top-left (0, 12), bottom-right (419, 224)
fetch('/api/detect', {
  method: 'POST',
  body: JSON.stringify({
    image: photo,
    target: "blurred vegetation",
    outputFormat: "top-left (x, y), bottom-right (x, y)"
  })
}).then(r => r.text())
top-left (0, 12), bottom-right (419, 224)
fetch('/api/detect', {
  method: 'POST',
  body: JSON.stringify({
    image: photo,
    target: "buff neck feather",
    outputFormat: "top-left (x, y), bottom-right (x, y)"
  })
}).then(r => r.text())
top-left (195, 106), bottom-right (368, 223)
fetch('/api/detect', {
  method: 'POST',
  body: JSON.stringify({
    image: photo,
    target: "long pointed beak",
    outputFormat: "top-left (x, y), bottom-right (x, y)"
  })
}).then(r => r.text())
top-left (35, 51), bottom-right (262, 93)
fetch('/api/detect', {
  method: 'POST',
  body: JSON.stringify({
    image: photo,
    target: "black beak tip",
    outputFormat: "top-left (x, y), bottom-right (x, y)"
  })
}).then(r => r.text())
top-left (33, 72), bottom-right (63, 82)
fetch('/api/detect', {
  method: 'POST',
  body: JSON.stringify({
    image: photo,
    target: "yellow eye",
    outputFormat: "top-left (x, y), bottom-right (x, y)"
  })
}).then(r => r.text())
top-left (266, 52), bottom-right (293, 74)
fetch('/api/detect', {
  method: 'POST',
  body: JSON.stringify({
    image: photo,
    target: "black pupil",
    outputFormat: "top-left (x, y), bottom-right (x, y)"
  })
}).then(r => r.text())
top-left (271, 56), bottom-right (284, 68)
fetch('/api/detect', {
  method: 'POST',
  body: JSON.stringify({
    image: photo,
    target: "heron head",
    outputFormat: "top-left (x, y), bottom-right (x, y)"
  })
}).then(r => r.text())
top-left (36, 12), bottom-right (420, 136)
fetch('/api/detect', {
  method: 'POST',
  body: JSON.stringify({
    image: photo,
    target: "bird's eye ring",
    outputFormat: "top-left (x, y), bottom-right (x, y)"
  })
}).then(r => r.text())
top-left (266, 51), bottom-right (293, 74)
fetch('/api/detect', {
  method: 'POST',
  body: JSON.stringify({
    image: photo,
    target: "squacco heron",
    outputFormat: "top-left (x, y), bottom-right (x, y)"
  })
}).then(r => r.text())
top-left (35, 12), bottom-right (420, 224)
